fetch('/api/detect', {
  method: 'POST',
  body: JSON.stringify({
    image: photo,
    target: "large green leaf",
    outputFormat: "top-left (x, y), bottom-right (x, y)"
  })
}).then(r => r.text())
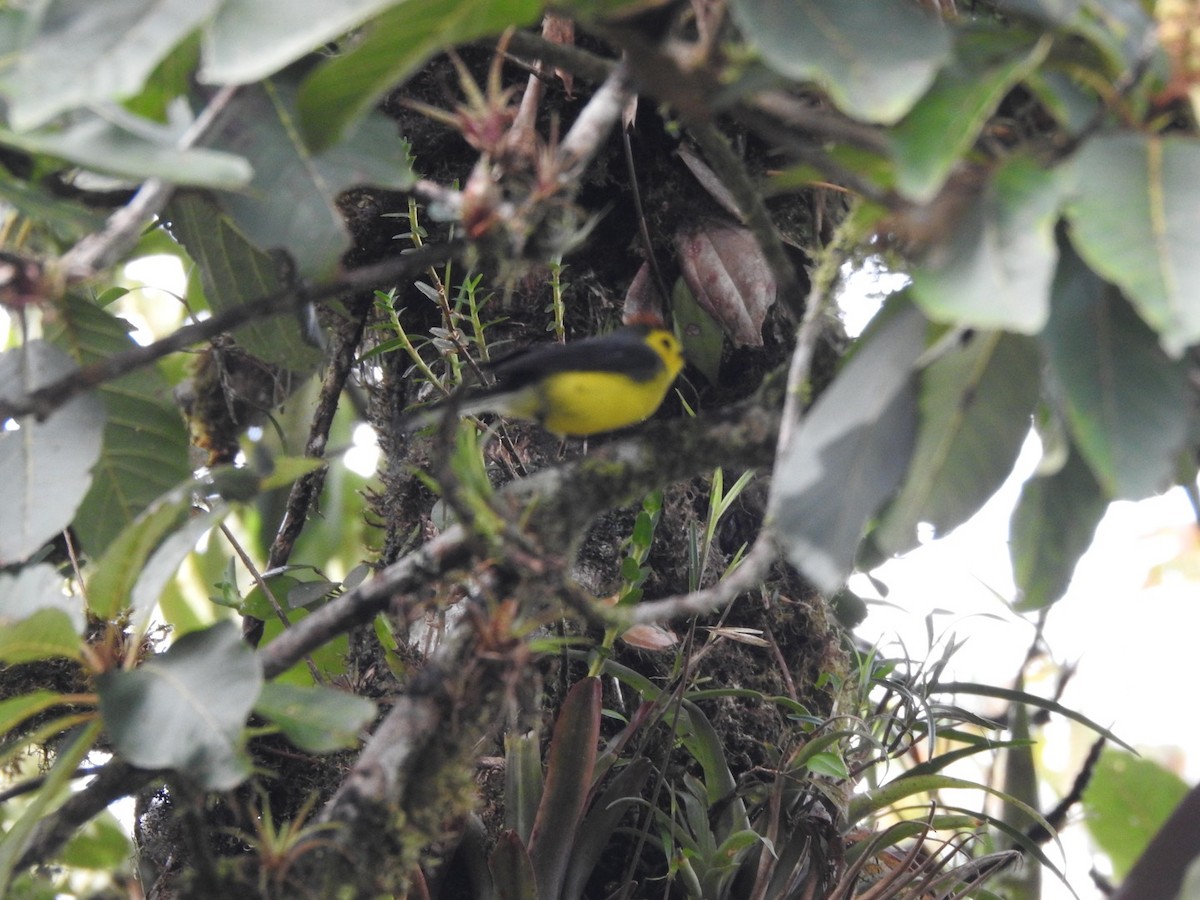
top-left (1010, 444), bottom-right (1108, 610)
top-left (1063, 133), bottom-right (1200, 356)
top-left (0, 0), bottom-right (221, 130)
top-left (1084, 749), bottom-right (1188, 880)
top-left (97, 621), bottom-right (262, 790)
top-left (167, 194), bottom-right (324, 371)
top-left (911, 156), bottom-right (1060, 331)
top-left (254, 682), bottom-right (376, 753)
top-left (1043, 243), bottom-right (1189, 499)
top-left (297, 0), bottom-right (544, 151)
top-left (729, 0), bottom-right (950, 125)
top-left (44, 296), bottom-right (191, 556)
top-left (890, 31), bottom-right (1050, 201)
top-left (874, 331), bottom-right (1041, 555)
top-left (199, 0), bottom-right (401, 84)
top-left (770, 300), bottom-right (927, 592)
top-left (0, 341), bottom-right (105, 566)
top-left (0, 114), bottom-right (252, 189)
top-left (198, 79), bottom-right (416, 279)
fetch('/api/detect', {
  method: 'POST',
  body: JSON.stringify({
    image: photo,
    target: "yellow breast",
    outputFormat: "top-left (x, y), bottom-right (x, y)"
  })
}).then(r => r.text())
top-left (531, 368), bottom-right (678, 436)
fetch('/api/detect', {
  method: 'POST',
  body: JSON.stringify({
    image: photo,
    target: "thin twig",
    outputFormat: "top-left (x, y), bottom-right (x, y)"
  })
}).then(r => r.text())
top-left (503, 30), bottom-right (617, 85)
top-left (246, 296), bottom-right (377, 648)
top-left (556, 59), bottom-right (636, 184)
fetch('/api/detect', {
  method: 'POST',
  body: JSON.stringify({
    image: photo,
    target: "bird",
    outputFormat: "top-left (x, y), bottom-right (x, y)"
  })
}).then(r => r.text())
top-left (401, 322), bottom-right (686, 437)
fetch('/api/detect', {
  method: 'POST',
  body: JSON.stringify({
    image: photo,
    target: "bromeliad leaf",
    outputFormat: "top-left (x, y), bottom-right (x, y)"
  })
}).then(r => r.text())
top-left (296, 0), bottom-right (545, 152)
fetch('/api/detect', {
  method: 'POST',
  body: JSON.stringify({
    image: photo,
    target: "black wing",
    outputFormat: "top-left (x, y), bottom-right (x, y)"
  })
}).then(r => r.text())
top-left (483, 327), bottom-right (662, 391)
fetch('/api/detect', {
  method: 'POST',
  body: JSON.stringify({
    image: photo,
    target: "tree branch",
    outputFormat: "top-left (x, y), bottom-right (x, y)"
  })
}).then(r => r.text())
top-left (1, 242), bottom-right (464, 422)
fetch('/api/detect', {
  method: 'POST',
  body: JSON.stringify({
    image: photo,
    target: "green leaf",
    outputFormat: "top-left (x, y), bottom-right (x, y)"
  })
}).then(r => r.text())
top-left (166, 193), bottom-right (324, 371)
top-left (675, 700), bottom-right (750, 846)
top-left (254, 682), bottom-right (376, 753)
top-left (0, 341), bottom-right (105, 566)
top-left (1063, 133), bottom-right (1200, 356)
top-left (0, 0), bottom-right (221, 130)
top-left (910, 156), bottom-right (1060, 331)
top-left (848, 773), bottom-right (1053, 833)
top-left (123, 32), bottom-right (201, 123)
top-left (805, 749), bottom-right (850, 779)
top-left (931, 681), bottom-right (1134, 751)
top-left (0, 609), bottom-right (82, 664)
top-left (488, 831), bottom-right (538, 900)
top-left (56, 810), bottom-right (133, 871)
top-left (1044, 242), bottom-right (1189, 498)
top-left (527, 677), bottom-right (600, 900)
top-left (197, 79), bottom-right (416, 280)
top-left (296, 0), bottom-right (544, 151)
top-left (199, 0), bottom-right (402, 84)
top-left (890, 32), bottom-right (1050, 201)
top-left (1083, 749), bottom-right (1188, 880)
top-left (562, 757), bottom-right (653, 900)
top-left (44, 296), bottom-right (191, 556)
top-left (259, 604), bottom-right (351, 685)
top-left (129, 506), bottom-right (228, 629)
top-left (673, 276), bottom-right (726, 385)
top-left (770, 299), bottom-right (927, 592)
top-left (1010, 445), bottom-right (1108, 610)
top-left (260, 456), bottom-right (327, 491)
top-left (0, 174), bottom-right (106, 238)
top-left (729, 0), bottom-right (950, 125)
top-left (0, 114), bottom-right (252, 189)
top-left (0, 690), bottom-right (69, 737)
top-left (504, 731), bottom-right (543, 844)
top-left (86, 470), bottom-right (241, 620)
top-left (97, 621), bottom-right (262, 790)
top-left (874, 332), bottom-right (1041, 554)
top-left (0, 564), bottom-right (84, 633)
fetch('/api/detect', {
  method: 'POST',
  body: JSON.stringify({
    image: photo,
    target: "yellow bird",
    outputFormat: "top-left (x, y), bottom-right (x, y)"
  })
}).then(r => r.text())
top-left (403, 323), bottom-right (685, 437)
